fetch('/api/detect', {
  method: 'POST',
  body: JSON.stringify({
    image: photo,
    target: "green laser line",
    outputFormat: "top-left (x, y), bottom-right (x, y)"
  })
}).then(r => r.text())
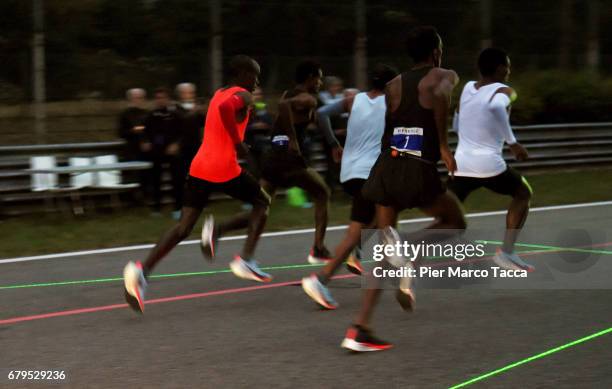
top-left (449, 327), bottom-right (612, 389)
top-left (0, 247), bottom-right (548, 291)
top-left (0, 262), bottom-right (325, 290)
top-left (477, 240), bottom-right (612, 255)
top-left (0, 247), bottom-right (537, 291)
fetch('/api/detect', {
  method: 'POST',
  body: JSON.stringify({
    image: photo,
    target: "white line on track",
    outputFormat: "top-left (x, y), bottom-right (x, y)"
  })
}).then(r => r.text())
top-left (1, 200), bottom-right (611, 264)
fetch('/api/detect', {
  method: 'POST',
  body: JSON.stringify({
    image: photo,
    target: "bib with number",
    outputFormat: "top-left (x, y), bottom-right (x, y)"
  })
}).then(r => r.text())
top-left (390, 127), bottom-right (423, 156)
top-left (271, 135), bottom-right (290, 148)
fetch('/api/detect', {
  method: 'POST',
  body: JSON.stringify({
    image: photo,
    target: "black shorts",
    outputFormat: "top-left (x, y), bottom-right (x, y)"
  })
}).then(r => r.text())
top-left (260, 148), bottom-right (309, 188)
top-left (182, 171), bottom-right (269, 210)
top-left (362, 150), bottom-right (446, 211)
top-left (447, 167), bottom-right (527, 202)
top-left (342, 178), bottom-right (376, 224)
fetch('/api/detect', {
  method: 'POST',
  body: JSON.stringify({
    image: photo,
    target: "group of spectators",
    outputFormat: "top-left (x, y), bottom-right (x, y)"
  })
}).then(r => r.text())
top-left (118, 76), bottom-right (353, 217)
top-left (118, 84), bottom-right (204, 218)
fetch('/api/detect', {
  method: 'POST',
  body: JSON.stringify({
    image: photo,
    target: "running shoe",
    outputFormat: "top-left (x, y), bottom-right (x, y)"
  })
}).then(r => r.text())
top-left (493, 248), bottom-right (535, 272)
top-left (230, 256), bottom-right (273, 282)
top-left (301, 274), bottom-right (338, 310)
top-left (200, 215), bottom-right (217, 261)
top-left (396, 263), bottom-right (416, 312)
top-left (345, 248), bottom-right (363, 275)
top-left (123, 261), bottom-right (147, 313)
top-left (381, 226), bottom-right (406, 268)
top-left (307, 246), bottom-right (333, 264)
top-left (380, 227), bottom-right (416, 311)
top-left (341, 325), bottom-right (393, 352)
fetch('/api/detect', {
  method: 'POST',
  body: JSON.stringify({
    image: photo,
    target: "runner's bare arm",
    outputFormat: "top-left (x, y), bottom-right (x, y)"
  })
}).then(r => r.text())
top-left (316, 99), bottom-right (345, 148)
top-left (385, 75), bottom-right (402, 114)
top-left (432, 69), bottom-right (459, 174)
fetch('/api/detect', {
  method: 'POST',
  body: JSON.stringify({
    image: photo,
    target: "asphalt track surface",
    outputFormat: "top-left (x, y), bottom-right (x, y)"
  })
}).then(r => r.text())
top-left (1, 204), bottom-right (611, 388)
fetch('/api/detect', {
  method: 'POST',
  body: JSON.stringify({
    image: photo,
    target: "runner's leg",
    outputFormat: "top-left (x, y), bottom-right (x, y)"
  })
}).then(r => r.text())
top-left (502, 177), bottom-right (532, 253)
top-left (142, 206), bottom-right (202, 276)
top-left (354, 205), bottom-right (398, 328)
top-left (294, 167), bottom-right (330, 250)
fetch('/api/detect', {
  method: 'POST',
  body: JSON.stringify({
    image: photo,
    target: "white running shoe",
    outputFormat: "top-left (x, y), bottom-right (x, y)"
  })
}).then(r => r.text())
top-left (493, 248), bottom-right (535, 272)
top-left (396, 263), bottom-right (416, 312)
top-left (123, 261), bottom-right (147, 313)
top-left (200, 215), bottom-right (216, 261)
top-left (230, 256), bottom-right (272, 283)
top-left (379, 227), bottom-right (416, 311)
top-left (302, 274), bottom-right (338, 310)
top-left (381, 226), bottom-right (407, 268)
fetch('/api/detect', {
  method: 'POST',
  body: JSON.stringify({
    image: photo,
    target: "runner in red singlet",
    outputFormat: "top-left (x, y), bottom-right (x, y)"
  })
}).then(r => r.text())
top-left (123, 55), bottom-right (272, 314)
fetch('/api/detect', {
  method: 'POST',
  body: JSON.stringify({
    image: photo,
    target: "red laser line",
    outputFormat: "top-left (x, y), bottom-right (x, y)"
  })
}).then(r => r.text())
top-left (3, 242), bottom-right (610, 326)
top-left (0, 274), bottom-right (356, 326)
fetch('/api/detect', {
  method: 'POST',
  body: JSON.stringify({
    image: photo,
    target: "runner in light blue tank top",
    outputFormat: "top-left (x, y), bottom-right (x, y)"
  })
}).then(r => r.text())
top-left (301, 64), bottom-right (398, 310)
top-left (340, 92), bottom-right (387, 183)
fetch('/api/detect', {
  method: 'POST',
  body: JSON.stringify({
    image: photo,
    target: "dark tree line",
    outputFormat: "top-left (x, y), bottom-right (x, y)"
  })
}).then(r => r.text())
top-left (0, 0), bottom-right (609, 103)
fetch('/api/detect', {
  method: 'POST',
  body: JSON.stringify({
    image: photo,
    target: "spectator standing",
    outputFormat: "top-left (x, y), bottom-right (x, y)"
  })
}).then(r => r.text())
top-left (244, 87), bottom-right (273, 176)
top-left (143, 87), bottom-right (184, 217)
top-left (175, 83), bottom-right (205, 174)
top-left (118, 88), bottom-right (148, 161)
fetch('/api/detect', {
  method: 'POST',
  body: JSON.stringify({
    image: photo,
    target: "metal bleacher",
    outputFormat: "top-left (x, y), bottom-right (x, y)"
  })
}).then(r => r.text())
top-left (0, 141), bottom-right (137, 216)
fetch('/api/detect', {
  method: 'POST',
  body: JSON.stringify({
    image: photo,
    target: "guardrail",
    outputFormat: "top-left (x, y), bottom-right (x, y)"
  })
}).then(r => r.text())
top-left (1, 122), bottom-right (611, 216)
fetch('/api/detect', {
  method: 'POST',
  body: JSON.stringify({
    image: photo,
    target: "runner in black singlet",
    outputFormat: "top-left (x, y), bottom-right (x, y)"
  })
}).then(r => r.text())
top-left (340, 26), bottom-right (467, 352)
top-left (260, 60), bottom-right (334, 264)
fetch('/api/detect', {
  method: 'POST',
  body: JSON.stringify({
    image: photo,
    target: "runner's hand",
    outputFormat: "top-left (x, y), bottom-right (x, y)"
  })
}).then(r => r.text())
top-left (509, 143), bottom-right (528, 161)
top-left (440, 147), bottom-right (457, 176)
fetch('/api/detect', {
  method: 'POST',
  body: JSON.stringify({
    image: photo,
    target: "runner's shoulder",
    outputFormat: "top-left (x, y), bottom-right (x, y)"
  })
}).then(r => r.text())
top-left (234, 90), bottom-right (253, 106)
top-left (430, 67), bottom-right (459, 84)
top-left (492, 86), bottom-right (517, 102)
top-left (385, 75), bottom-right (402, 93)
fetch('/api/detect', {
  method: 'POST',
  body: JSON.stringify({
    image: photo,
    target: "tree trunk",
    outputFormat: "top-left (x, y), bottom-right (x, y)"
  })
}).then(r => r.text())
top-left (585, 0), bottom-right (600, 74)
top-left (480, 0), bottom-right (492, 49)
top-left (32, 0), bottom-right (46, 144)
top-left (353, 0), bottom-right (367, 90)
top-left (558, 0), bottom-right (573, 69)
top-left (210, 0), bottom-right (223, 93)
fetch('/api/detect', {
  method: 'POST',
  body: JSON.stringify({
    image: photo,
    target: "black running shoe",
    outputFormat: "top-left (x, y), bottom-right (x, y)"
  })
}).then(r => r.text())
top-left (341, 325), bottom-right (393, 352)
top-left (307, 246), bottom-right (333, 265)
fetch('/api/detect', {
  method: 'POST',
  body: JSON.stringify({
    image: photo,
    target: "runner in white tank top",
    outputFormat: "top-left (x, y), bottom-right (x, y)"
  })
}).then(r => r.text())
top-left (455, 80), bottom-right (516, 178)
top-left (448, 48), bottom-right (535, 272)
top-left (302, 64), bottom-right (398, 310)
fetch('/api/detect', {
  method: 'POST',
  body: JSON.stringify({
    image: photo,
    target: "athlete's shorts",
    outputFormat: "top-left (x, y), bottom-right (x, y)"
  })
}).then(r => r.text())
top-left (260, 149), bottom-right (309, 188)
top-left (342, 178), bottom-right (375, 224)
top-left (183, 171), bottom-right (269, 210)
top-left (362, 150), bottom-right (445, 211)
top-left (447, 167), bottom-right (527, 202)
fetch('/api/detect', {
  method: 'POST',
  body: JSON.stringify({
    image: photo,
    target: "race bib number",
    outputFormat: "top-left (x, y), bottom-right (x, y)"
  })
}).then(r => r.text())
top-left (390, 127), bottom-right (423, 156)
top-left (271, 135), bottom-right (290, 148)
